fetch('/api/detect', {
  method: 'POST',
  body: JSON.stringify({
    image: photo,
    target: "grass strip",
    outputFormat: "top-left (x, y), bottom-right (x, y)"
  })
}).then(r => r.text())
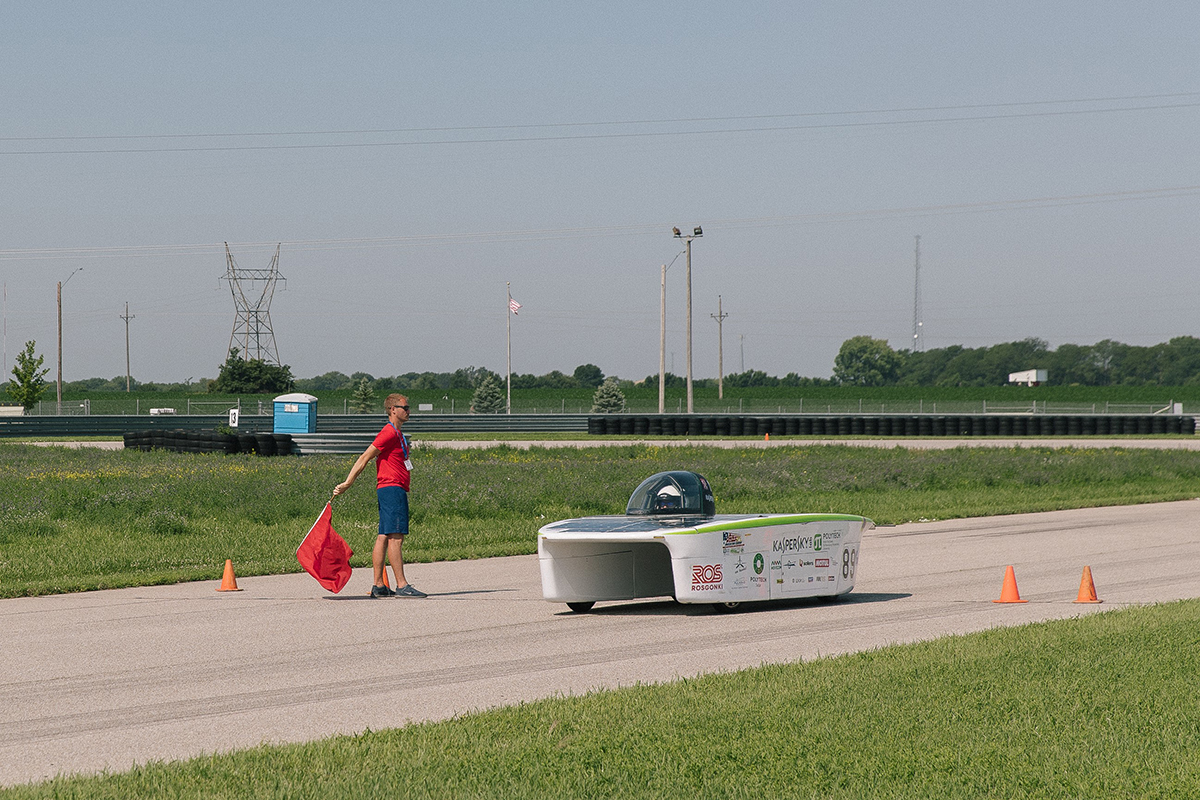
top-left (4, 600), bottom-right (1199, 798)
top-left (3, 442), bottom-right (1200, 597)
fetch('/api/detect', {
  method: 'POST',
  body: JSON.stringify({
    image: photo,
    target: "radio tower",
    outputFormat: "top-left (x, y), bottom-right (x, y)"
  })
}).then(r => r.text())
top-left (223, 243), bottom-right (285, 365)
top-left (911, 235), bottom-right (923, 352)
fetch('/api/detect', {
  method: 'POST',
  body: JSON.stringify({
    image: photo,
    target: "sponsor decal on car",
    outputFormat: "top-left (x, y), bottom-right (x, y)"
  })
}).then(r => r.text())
top-left (753, 553), bottom-right (765, 574)
top-left (815, 558), bottom-right (831, 569)
top-left (691, 563), bottom-right (723, 591)
top-left (775, 533), bottom-right (823, 553)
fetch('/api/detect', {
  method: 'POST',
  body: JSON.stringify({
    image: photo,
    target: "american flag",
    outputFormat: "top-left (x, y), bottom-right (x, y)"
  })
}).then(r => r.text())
top-left (509, 298), bottom-right (522, 315)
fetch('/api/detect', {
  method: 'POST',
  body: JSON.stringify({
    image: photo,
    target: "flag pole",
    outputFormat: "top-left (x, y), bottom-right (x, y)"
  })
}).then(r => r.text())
top-left (506, 282), bottom-right (512, 415)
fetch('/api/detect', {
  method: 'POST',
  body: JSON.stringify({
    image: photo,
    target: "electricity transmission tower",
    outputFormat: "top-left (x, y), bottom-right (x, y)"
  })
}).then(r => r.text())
top-left (223, 243), bottom-right (285, 365)
top-left (911, 235), bottom-right (923, 352)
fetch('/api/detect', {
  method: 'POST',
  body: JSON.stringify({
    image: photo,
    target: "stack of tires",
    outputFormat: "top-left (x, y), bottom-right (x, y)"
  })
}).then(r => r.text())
top-left (122, 430), bottom-right (294, 455)
top-left (584, 414), bottom-right (1197, 438)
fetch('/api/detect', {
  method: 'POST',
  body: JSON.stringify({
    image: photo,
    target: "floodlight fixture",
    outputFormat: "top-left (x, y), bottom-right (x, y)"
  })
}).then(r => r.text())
top-left (670, 224), bottom-right (704, 413)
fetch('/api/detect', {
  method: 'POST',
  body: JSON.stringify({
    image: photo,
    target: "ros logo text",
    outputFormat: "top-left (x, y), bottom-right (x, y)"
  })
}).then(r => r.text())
top-left (692, 563), bottom-right (723, 589)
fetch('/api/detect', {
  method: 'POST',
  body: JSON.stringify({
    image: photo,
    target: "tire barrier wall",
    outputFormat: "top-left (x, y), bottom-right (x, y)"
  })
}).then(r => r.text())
top-left (0, 413), bottom-right (588, 438)
top-left (121, 430), bottom-right (294, 456)
top-left (586, 414), bottom-right (1197, 437)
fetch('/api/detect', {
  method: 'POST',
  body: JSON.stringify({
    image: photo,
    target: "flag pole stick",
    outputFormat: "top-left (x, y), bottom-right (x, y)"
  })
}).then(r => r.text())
top-left (506, 282), bottom-right (512, 415)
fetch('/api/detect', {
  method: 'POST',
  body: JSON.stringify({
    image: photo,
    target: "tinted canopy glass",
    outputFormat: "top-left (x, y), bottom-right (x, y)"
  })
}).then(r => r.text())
top-left (626, 471), bottom-right (716, 517)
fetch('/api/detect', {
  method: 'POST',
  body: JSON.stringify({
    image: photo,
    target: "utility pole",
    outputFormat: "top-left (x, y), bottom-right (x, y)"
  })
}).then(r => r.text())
top-left (740, 334), bottom-right (745, 372)
top-left (912, 235), bottom-right (923, 352)
top-left (672, 225), bottom-right (703, 413)
top-left (120, 302), bottom-right (135, 391)
top-left (711, 295), bottom-right (728, 400)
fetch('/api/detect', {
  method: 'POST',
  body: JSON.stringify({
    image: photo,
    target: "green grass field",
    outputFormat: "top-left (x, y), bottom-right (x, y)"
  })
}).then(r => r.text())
top-left (4, 442), bottom-right (1200, 597)
top-left (4, 442), bottom-right (1200, 797)
top-left (3, 600), bottom-right (1198, 799)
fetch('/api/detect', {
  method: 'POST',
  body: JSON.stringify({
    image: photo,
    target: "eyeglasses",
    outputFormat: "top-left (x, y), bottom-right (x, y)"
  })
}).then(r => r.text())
top-left (390, 405), bottom-right (409, 413)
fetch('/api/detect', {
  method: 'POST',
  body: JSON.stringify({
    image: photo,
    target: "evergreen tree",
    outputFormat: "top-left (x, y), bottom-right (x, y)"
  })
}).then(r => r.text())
top-left (590, 377), bottom-right (626, 413)
top-left (6, 341), bottom-right (49, 410)
top-left (471, 374), bottom-right (505, 413)
top-left (351, 376), bottom-right (376, 413)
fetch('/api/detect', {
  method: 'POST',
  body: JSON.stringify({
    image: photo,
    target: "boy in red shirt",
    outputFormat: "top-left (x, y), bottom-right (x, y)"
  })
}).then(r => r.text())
top-left (333, 393), bottom-right (426, 597)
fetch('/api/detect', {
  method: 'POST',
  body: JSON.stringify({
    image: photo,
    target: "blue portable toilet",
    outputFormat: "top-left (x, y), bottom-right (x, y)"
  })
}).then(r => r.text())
top-left (273, 393), bottom-right (318, 433)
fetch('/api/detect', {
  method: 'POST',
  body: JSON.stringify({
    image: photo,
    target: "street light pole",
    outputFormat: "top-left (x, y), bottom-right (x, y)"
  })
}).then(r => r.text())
top-left (672, 226), bottom-right (702, 413)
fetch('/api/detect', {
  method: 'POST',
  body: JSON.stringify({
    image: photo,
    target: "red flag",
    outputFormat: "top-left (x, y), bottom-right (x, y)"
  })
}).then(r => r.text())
top-left (296, 502), bottom-right (354, 593)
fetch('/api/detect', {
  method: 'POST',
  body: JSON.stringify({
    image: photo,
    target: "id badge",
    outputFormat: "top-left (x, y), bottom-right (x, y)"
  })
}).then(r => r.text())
top-left (404, 459), bottom-right (413, 471)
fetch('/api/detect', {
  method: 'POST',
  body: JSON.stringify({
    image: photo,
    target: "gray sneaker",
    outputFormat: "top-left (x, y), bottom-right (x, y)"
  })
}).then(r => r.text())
top-left (395, 584), bottom-right (427, 598)
top-left (370, 584), bottom-right (395, 598)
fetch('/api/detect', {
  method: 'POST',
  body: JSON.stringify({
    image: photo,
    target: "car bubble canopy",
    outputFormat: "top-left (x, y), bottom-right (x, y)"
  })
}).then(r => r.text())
top-left (625, 471), bottom-right (716, 517)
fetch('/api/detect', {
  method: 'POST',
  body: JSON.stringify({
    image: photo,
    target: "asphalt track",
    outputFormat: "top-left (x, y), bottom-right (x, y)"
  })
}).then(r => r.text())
top-left (3, 496), bottom-right (1200, 786)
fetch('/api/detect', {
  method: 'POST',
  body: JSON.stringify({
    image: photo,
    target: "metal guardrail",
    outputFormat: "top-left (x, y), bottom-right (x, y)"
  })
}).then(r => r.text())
top-left (3, 412), bottom-right (1194, 442)
top-left (16, 397), bottom-right (1195, 416)
top-left (0, 415), bottom-right (272, 437)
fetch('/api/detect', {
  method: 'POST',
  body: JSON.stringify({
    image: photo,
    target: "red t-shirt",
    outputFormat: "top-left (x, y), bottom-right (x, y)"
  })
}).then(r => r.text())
top-left (371, 423), bottom-right (411, 491)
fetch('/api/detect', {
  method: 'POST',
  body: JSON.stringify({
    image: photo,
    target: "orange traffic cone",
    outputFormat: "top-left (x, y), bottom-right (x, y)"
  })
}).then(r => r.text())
top-left (1073, 566), bottom-right (1102, 604)
top-left (993, 565), bottom-right (1028, 603)
top-left (217, 559), bottom-right (243, 592)
top-left (764, 433), bottom-right (770, 441)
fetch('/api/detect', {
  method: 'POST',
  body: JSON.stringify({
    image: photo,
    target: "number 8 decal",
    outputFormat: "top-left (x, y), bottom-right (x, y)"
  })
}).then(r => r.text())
top-left (842, 547), bottom-right (858, 580)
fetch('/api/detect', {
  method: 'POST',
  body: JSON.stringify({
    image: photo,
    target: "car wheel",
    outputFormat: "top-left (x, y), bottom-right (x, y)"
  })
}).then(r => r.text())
top-left (567, 601), bottom-right (595, 613)
top-left (712, 601), bottom-right (741, 613)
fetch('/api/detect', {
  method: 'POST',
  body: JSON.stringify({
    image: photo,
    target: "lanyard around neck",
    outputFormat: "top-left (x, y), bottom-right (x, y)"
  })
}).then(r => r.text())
top-left (388, 422), bottom-right (409, 459)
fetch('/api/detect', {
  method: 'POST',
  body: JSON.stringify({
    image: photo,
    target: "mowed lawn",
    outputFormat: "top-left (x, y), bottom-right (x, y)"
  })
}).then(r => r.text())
top-left (4, 441), bottom-right (1200, 597)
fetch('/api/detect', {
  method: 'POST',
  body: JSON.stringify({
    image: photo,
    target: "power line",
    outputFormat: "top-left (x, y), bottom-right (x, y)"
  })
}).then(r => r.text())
top-left (0, 184), bottom-right (1196, 262)
top-left (4, 91), bottom-right (1196, 144)
top-left (3, 97), bottom-right (1198, 156)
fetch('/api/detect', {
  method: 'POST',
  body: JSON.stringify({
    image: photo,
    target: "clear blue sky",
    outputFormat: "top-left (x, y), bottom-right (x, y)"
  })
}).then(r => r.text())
top-left (3, 2), bottom-right (1198, 384)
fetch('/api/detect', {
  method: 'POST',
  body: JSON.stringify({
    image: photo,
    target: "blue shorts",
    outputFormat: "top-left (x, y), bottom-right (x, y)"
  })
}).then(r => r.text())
top-left (377, 486), bottom-right (409, 536)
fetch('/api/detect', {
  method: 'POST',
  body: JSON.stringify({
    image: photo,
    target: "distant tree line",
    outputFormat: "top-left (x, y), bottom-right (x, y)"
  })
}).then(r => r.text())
top-left (295, 363), bottom-right (610, 394)
top-left (833, 336), bottom-right (1200, 387)
top-left (32, 336), bottom-right (1200, 399)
